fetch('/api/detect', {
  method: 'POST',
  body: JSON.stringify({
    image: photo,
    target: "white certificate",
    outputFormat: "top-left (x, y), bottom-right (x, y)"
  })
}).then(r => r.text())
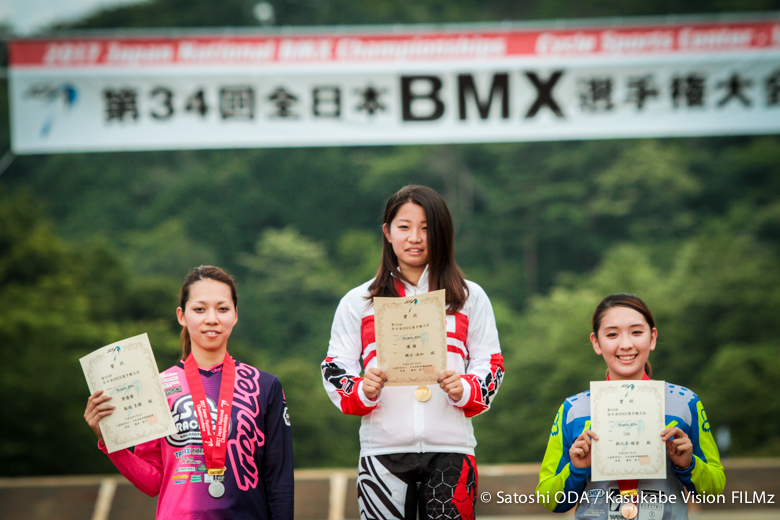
top-left (374, 289), bottom-right (448, 386)
top-left (590, 380), bottom-right (667, 481)
top-left (80, 333), bottom-right (177, 453)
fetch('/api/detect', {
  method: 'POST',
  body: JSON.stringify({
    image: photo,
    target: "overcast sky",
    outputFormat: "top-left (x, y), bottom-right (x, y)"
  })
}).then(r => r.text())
top-left (1, 0), bottom-right (145, 34)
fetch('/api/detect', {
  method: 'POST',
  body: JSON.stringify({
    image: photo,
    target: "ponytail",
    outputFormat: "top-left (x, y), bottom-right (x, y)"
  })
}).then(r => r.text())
top-left (180, 327), bottom-right (192, 361)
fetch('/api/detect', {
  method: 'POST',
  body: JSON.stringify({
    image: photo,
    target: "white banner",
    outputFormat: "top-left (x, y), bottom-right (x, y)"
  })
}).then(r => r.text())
top-left (9, 17), bottom-right (780, 153)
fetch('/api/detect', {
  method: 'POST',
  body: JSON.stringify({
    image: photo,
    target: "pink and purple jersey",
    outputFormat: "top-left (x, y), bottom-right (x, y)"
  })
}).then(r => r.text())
top-left (100, 358), bottom-right (294, 520)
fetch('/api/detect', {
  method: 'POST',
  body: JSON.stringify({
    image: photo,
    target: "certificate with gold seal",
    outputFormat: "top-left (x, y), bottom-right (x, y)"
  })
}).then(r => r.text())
top-left (374, 289), bottom-right (447, 386)
top-left (590, 380), bottom-right (667, 481)
top-left (80, 333), bottom-right (176, 453)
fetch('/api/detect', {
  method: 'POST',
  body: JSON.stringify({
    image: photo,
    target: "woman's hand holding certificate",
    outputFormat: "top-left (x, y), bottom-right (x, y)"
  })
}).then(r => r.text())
top-left (569, 429), bottom-right (600, 468)
top-left (661, 426), bottom-right (694, 469)
top-left (363, 368), bottom-right (387, 400)
top-left (438, 370), bottom-right (464, 402)
top-left (80, 333), bottom-right (176, 453)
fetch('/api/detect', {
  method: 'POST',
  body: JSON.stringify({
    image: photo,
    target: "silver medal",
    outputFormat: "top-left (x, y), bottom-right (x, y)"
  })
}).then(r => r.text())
top-left (208, 481), bottom-right (225, 498)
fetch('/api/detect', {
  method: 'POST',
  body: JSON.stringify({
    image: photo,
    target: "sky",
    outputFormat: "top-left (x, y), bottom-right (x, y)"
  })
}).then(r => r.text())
top-left (0, 0), bottom-right (145, 35)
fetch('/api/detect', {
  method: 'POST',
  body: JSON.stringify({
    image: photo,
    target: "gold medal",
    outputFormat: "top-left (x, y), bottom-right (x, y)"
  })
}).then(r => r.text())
top-left (620, 502), bottom-right (638, 519)
top-left (415, 385), bottom-right (431, 402)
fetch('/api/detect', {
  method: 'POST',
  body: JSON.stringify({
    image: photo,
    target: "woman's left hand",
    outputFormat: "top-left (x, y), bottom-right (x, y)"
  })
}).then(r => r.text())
top-left (661, 426), bottom-right (693, 469)
top-left (438, 370), bottom-right (464, 402)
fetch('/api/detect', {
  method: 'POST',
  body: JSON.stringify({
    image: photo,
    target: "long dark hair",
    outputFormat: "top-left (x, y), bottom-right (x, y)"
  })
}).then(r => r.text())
top-left (592, 293), bottom-right (654, 378)
top-left (179, 265), bottom-right (238, 361)
top-left (368, 185), bottom-right (468, 314)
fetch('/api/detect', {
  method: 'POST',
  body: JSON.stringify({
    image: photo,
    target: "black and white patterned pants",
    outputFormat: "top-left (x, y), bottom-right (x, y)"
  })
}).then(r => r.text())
top-left (357, 453), bottom-right (478, 520)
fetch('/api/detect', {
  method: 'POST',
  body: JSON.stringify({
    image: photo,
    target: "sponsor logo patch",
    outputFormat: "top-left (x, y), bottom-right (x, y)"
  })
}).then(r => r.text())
top-left (165, 385), bottom-right (183, 396)
top-left (587, 489), bottom-right (606, 502)
top-left (173, 447), bottom-right (204, 459)
top-left (167, 395), bottom-right (222, 447)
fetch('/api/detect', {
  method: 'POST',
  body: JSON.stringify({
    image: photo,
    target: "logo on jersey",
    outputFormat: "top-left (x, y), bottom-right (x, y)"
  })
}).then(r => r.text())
top-left (322, 362), bottom-right (357, 396)
top-left (586, 489), bottom-right (606, 502)
top-left (283, 406), bottom-right (291, 426)
top-left (228, 363), bottom-right (265, 492)
top-left (165, 385), bottom-right (183, 396)
top-left (167, 394), bottom-right (223, 447)
top-left (607, 488), bottom-right (622, 513)
top-left (476, 353), bottom-right (504, 408)
top-left (551, 409), bottom-right (561, 436)
top-left (174, 447), bottom-right (204, 458)
top-left (700, 408), bottom-right (711, 433)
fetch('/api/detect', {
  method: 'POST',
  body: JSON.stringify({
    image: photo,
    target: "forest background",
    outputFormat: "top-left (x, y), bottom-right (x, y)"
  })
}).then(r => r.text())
top-left (1, 0), bottom-right (779, 477)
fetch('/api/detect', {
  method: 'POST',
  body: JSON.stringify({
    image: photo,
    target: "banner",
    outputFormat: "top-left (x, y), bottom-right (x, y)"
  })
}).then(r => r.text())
top-left (9, 16), bottom-right (780, 153)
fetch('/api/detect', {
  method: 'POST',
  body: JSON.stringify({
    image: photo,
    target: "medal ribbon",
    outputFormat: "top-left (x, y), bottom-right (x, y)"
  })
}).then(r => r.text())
top-left (606, 372), bottom-right (651, 504)
top-left (184, 351), bottom-right (236, 472)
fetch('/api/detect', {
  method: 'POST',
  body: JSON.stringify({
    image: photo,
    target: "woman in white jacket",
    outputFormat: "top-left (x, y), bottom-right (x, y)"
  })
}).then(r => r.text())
top-left (321, 185), bottom-right (504, 520)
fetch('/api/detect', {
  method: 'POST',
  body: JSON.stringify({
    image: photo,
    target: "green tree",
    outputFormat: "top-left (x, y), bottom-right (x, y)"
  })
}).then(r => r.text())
top-left (272, 357), bottom-right (362, 467)
top-left (700, 345), bottom-right (780, 456)
top-left (237, 227), bottom-right (348, 359)
top-left (235, 228), bottom-right (380, 467)
top-left (56, 0), bottom-right (778, 31)
top-left (3, 0), bottom-right (780, 473)
top-left (0, 190), bottom-right (181, 476)
top-left (475, 223), bottom-right (780, 462)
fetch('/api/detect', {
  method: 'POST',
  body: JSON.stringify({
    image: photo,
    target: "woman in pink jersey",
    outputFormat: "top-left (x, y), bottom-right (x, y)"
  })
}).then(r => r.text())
top-left (321, 185), bottom-right (505, 520)
top-left (85, 266), bottom-right (294, 520)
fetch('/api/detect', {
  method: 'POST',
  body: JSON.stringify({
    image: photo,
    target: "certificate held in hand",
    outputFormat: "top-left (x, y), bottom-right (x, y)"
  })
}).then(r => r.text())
top-left (374, 289), bottom-right (448, 395)
top-left (590, 380), bottom-right (667, 481)
top-left (80, 333), bottom-right (177, 453)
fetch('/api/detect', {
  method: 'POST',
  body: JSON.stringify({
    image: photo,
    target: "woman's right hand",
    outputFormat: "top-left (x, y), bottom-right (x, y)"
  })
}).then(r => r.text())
top-left (84, 390), bottom-right (115, 443)
top-left (363, 368), bottom-right (387, 400)
top-left (569, 429), bottom-right (599, 468)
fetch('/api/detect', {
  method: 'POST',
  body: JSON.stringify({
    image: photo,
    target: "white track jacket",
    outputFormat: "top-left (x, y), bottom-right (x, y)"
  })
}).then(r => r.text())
top-left (321, 267), bottom-right (504, 457)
